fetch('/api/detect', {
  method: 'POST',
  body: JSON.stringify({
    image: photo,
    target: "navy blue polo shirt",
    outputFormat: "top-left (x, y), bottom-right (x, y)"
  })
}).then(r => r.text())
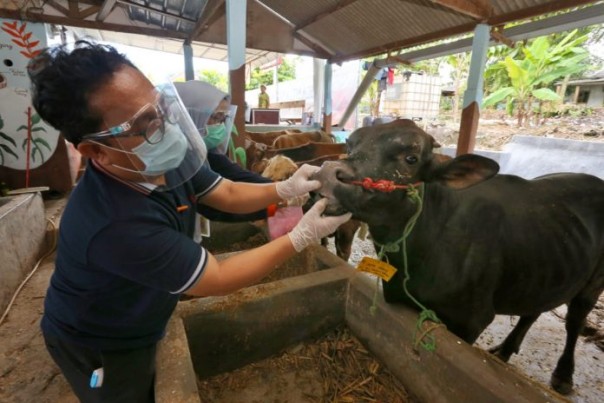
top-left (41, 161), bottom-right (222, 350)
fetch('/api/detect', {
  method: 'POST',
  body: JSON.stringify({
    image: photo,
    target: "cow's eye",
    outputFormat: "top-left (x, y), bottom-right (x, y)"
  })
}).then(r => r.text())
top-left (405, 155), bottom-right (418, 165)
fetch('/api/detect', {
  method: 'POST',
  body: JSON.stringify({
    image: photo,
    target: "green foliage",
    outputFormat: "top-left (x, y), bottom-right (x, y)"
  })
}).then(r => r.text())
top-left (0, 115), bottom-right (18, 165)
top-left (482, 29), bottom-right (590, 126)
top-left (246, 57), bottom-right (296, 90)
top-left (197, 69), bottom-right (228, 92)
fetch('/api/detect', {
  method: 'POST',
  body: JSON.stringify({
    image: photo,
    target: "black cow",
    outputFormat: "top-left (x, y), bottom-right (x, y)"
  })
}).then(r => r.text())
top-left (315, 119), bottom-right (604, 395)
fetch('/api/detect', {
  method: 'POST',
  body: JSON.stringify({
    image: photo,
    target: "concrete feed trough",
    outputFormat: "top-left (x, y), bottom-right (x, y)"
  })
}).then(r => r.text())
top-left (155, 247), bottom-right (566, 403)
top-left (0, 193), bottom-right (46, 314)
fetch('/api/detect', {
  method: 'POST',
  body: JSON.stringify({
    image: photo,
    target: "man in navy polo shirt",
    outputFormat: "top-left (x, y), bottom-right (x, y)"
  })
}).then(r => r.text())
top-left (28, 41), bottom-right (351, 403)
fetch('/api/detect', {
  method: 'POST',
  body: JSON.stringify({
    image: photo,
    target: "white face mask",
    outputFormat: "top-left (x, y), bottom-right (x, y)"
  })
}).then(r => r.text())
top-left (131, 123), bottom-right (188, 175)
top-left (93, 122), bottom-right (188, 176)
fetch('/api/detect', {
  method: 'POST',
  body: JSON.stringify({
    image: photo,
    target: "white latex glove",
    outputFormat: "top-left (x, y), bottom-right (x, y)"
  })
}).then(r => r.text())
top-left (276, 164), bottom-right (321, 200)
top-left (288, 198), bottom-right (353, 252)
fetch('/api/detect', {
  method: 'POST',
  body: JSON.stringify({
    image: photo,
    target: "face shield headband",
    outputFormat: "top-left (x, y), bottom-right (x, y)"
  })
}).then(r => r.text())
top-left (81, 82), bottom-right (211, 191)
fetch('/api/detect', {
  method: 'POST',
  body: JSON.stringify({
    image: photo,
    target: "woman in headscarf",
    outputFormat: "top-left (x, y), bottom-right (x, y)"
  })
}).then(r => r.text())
top-left (174, 80), bottom-right (272, 222)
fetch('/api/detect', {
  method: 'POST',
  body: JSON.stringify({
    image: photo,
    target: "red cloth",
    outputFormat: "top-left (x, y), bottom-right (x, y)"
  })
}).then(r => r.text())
top-left (387, 68), bottom-right (395, 85)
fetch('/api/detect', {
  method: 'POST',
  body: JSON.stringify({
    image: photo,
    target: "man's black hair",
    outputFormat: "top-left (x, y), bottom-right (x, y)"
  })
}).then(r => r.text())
top-left (28, 40), bottom-right (137, 145)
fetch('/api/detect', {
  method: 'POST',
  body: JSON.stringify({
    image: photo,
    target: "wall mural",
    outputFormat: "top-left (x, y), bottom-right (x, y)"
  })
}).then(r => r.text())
top-left (0, 19), bottom-right (58, 171)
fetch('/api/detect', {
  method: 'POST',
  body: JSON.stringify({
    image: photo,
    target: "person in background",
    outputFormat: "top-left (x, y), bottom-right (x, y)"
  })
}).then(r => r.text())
top-left (29, 41), bottom-right (351, 403)
top-left (174, 80), bottom-right (271, 223)
top-left (258, 84), bottom-right (270, 109)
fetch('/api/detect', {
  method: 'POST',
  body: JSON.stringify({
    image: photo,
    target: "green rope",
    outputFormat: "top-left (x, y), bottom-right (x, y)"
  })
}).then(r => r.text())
top-left (372, 183), bottom-right (442, 351)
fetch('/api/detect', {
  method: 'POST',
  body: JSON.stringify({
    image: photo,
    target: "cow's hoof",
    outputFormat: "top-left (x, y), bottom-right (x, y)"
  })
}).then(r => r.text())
top-left (550, 374), bottom-right (573, 395)
top-left (487, 345), bottom-right (511, 362)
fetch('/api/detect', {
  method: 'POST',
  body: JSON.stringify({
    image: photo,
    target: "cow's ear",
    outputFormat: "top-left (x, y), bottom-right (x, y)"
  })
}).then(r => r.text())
top-left (426, 154), bottom-right (499, 189)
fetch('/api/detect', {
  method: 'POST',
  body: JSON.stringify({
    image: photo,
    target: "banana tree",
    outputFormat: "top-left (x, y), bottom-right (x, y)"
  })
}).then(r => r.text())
top-left (0, 115), bottom-right (18, 165)
top-left (483, 30), bottom-right (589, 126)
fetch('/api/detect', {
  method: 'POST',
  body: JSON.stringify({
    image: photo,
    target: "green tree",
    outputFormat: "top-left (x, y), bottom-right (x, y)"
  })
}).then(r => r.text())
top-left (198, 69), bottom-right (228, 92)
top-left (446, 52), bottom-right (470, 122)
top-left (482, 30), bottom-right (589, 126)
top-left (246, 57), bottom-right (296, 90)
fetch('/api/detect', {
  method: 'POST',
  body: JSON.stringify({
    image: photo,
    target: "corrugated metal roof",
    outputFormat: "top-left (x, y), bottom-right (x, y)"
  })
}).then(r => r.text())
top-left (0, 0), bottom-right (601, 63)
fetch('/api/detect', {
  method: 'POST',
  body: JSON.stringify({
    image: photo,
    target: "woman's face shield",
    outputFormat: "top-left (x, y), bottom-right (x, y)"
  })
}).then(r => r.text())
top-left (81, 82), bottom-right (211, 191)
top-left (204, 104), bottom-right (237, 154)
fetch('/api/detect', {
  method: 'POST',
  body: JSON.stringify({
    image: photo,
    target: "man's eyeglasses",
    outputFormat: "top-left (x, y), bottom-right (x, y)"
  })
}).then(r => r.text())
top-left (81, 95), bottom-right (180, 145)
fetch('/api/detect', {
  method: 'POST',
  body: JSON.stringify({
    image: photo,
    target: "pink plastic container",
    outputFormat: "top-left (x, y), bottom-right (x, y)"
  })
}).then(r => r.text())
top-left (267, 206), bottom-right (304, 240)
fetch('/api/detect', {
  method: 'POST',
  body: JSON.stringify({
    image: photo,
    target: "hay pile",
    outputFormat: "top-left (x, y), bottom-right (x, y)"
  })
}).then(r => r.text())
top-left (198, 327), bottom-right (411, 402)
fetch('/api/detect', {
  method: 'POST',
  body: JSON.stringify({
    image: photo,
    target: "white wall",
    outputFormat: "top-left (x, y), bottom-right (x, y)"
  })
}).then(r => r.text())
top-left (0, 19), bottom-right (59, 170)
top-left (587, 85), bottom-right (604, 107)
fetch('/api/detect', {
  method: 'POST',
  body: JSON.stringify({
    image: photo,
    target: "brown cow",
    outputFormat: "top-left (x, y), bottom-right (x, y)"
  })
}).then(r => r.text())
top-left (245, 129), bottom-right (302, 146)
top-left (271, 131), bottom-right (335, 149)
top-left (265, 142), bottom-right (347, 161)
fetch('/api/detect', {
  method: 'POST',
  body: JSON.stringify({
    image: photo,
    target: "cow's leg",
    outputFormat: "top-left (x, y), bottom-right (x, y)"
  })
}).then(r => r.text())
top-left (334, 220), bottom-right (360, 261)
top-left (550, 294), bottom-right (598, 395)
top-left (488, 314), bottom-right (539, 362)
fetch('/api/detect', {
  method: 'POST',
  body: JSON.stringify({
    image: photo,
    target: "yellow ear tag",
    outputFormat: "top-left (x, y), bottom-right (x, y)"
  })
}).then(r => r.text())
top-left (356, 257), bottom-right (397, 281)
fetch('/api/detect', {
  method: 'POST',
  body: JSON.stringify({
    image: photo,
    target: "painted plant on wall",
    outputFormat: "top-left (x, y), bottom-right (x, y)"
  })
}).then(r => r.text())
top-left (0, 115), bottom-right (18, 164)
top-left (18, 108), bottom-right (50, 163)
top-left (0, 18), bottom-right (59, 171)
top-left (1, 21), bottom-right (42, 59)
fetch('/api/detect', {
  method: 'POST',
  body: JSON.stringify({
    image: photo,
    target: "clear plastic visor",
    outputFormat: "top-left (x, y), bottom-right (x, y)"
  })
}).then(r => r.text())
top-left (82, 82), bottom-right (214, 191)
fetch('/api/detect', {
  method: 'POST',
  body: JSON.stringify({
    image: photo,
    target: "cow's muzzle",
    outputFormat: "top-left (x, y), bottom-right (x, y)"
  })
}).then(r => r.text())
top-left (311, 160), bottom-right (357, 215)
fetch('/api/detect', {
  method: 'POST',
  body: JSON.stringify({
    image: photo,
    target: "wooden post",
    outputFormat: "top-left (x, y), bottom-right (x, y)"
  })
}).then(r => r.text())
top-left (226, 0), bottom-right (247, 164)
top-left (322, 62), bottom-right (333, 133)
top-left (572, 85), bottom-right (581, 104)
top-left (457, 24), bottom-right (490, 156)
top-left (457, 102), bottom-right (479, 155)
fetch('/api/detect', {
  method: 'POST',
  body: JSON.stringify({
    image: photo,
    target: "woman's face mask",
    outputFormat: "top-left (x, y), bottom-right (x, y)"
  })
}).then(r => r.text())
top-left (204, 123), bottom-right (228, 150)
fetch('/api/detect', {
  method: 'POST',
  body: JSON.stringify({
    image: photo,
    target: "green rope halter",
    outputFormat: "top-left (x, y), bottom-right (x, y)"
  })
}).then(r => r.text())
top-left (371, 183), bottom-right (442, 352)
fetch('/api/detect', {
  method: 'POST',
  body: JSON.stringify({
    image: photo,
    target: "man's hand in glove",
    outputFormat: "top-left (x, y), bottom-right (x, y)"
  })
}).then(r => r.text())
top-left (276, 164), bottom-right (321, 200)
top-left (288, 198), bottom-right (352, 252)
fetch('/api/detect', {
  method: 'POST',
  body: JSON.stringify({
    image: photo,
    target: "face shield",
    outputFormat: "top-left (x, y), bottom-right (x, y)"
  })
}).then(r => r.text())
top-left (81, 81), bottom-right (214, 191)
top-left (173, 80), bottom-right (236, 155)
top-left (201, 104), bottom-right (237, 154)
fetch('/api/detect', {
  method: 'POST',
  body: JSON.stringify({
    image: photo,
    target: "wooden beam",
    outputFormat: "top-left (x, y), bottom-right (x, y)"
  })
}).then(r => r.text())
top-left (188, 0), bottom-right (225, 42)
top-left (490, 26), bottom-right (514, 48)
top-left (293, 32), bottom-right (332, 59)
top-left (47, 0), bottom-right (70, 17)
top-left (67, 0), bottom-right (79, 18)
top-left (0, 8), bottom-right (189, 40)
top-left (430, 0), bottom-right (493, 20)
top-left (97, 0), bottom-right (117, 21)
top-left (79, 6), bottom-right (100, 19)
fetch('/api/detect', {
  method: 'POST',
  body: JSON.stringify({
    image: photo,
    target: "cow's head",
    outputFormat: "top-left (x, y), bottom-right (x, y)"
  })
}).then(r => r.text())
top-left (244, 137), bottom-right (268, 172)
top-left (314, 119), bottom-right (499, 229)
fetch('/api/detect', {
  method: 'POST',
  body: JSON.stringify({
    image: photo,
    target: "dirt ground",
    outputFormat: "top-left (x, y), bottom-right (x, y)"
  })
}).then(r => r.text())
top-left (2, 112), bottom-right (604, 402)
top-left (425, 107), bottom-right (604, 152)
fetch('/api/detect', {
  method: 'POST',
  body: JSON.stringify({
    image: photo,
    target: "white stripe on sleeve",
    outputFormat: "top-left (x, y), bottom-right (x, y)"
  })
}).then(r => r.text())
top-left (171, 247), bottom-right (208, 294)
